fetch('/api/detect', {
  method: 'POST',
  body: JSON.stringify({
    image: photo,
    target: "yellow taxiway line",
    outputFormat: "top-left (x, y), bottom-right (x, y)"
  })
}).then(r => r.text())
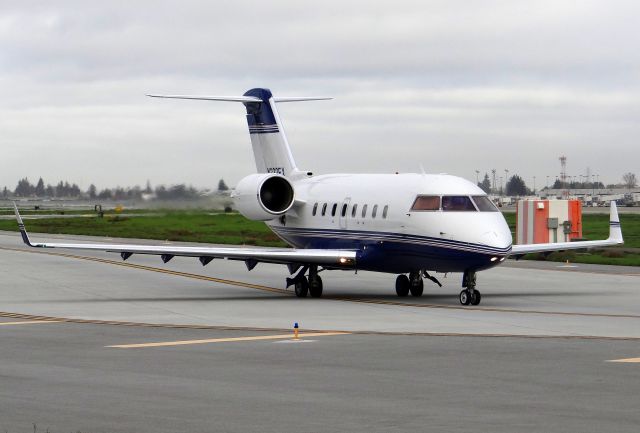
top-left (0, 320), bottom-right (60, 326)
top-left (107, 332), bottom-right (351, 349)
top-left (607, 357), bottom-right (640, 363)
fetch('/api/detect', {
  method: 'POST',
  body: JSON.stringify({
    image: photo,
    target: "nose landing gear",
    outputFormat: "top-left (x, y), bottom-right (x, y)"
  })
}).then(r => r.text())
top-left (460, 270), bottom-right (481, 306)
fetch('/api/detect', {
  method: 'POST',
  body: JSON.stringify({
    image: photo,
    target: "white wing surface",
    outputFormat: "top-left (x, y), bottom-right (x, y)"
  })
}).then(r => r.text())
top-left (13, 204), bottom-right (356, 269)
top-left (510, 202), bottom-right (623, 256)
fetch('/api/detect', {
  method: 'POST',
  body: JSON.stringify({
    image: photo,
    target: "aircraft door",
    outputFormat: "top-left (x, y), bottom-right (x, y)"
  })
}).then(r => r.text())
top-left (339, 197), bottom-right (351, 229)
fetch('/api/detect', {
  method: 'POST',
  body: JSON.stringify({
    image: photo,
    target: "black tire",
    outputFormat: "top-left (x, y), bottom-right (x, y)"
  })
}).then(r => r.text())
top-left (459, 289), bottom-right (470, 305)
top-left (396, 275), bottom-right (410, 297)
top-left (294, 278), bottom-right (309, 298)
top-left (470, 290), bottom-right (481, 306)
top-left (410, 279), bottom-right (424, 297)
top-left (309, 275), bottom-right (323, 298)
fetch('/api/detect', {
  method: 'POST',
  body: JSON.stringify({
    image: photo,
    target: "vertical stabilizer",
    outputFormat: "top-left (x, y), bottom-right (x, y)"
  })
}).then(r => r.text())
top-left (147, 88), bottom-right (331, 177)
top-left (242, 88), bottom-right (296, 176)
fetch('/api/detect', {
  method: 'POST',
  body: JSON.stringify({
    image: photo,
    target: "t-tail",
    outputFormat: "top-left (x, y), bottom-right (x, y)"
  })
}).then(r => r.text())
top-left (147, 88), bottom-right (331, 177)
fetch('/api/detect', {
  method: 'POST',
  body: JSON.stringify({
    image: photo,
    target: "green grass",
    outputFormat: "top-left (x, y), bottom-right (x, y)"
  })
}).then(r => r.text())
top-left (1, 209), bottom-right (639, 265)
top-left (0, 208), bottom-right (154, 216)
top-left (0, 211), bottom-right (285, 247)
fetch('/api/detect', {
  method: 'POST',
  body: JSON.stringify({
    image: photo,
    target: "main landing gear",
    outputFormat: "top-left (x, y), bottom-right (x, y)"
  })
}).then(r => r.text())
top-left (291, 265), bottom-right (323, 298)
top-left (459, 270), bottom-right (481, 306)
top-left (395, 271), bottom-right (429, 297)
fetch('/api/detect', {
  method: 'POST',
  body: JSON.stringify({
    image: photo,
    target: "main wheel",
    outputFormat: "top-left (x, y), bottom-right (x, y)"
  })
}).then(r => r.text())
top-left (309, 275), bottom-right (323, 298)
top-left (294, 277), bottom-right (309, 298)
top-left (410, 279), bottom-right (424, 297)
top-left (470, 290), bottom-right (481, 306)
top-left (459, 289), bottom-right (471, 305)
top-left (396, 275), bottom-right (410, 297)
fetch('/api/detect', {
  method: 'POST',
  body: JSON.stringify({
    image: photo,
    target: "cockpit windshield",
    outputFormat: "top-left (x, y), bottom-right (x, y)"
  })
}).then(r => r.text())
top-left (411, 196), bottom-right (440, 211)
top-left (441, 196), bottom-right (476, 211)
top-left (472, 196), bottom-right (499, 212)
top-left (411, 195), bottom-right (500, 212)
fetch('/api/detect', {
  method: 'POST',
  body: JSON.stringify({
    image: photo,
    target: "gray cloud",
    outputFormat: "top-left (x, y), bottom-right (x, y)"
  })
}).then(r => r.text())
top-left (1, 0), bottom-right (638, 190)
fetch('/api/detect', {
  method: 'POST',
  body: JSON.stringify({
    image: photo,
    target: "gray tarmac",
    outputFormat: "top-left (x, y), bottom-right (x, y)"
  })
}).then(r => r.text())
top-left (1, 231), bottom-right (640, 432)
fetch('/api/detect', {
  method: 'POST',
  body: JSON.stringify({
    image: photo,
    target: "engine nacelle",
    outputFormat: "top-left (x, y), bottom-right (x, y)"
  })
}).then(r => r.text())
top-left (233, 173), bottom-right (295, 221)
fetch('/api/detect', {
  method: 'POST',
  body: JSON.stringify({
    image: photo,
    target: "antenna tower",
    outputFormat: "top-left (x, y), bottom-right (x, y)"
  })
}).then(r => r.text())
top-left (491, 169), bottom-right (497, 194)
top-left (559, 155), bottom-right (567, 197)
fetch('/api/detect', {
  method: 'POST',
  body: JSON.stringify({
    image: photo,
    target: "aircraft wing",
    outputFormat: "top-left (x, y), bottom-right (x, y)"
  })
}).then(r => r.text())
top-left (13, 204), bottom-right (356, 270)
top-left (510, 201), bottom-right (623, 256)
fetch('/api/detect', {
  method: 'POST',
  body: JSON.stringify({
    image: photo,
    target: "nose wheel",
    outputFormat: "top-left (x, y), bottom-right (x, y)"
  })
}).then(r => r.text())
top-left (460, 270), bottom-right (481, 306)
top-left (459, 288), bottom-right (481, 306)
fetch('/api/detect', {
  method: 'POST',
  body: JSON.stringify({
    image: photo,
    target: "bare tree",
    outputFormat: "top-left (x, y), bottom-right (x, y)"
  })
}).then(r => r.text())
top-left (622, 172), bottom-right (637, 189)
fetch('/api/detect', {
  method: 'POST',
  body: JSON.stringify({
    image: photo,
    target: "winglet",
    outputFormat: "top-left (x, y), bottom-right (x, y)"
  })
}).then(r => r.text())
top-left (13, 203), bottom-right (34, 247)
top-left (608, 201), bottom-right (623, 244)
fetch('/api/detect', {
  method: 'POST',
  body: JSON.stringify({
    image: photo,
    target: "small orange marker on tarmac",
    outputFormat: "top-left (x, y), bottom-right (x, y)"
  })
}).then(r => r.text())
top-left (294, 322), bottom-right (299, 340)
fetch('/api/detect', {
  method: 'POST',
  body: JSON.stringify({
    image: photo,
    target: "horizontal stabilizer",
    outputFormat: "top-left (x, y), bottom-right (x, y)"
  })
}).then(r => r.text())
top-left (146, 94), bottom-right (332, 103)
top-left (273, 97), bottom-right (333, 102)
top-left (146, 94), bottom-right (262, 103)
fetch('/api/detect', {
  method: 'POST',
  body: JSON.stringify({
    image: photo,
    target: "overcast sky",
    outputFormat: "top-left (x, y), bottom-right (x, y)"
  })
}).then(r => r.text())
top-left (1, 0), bottom-right (638, 191)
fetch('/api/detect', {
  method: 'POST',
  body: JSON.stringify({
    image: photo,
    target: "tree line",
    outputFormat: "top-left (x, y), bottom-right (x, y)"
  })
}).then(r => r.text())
top-left (2, 177), bottom-right (230, 201)
top-left (477, 171), bottom-right (637, 196)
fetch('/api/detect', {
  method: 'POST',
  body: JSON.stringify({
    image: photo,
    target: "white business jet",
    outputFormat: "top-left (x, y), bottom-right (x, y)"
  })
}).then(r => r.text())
top-left (14, 88), bottom-right (624, 305)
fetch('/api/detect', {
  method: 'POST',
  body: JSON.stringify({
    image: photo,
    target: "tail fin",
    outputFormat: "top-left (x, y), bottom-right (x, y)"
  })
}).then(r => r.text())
top-left (148, 88), bottom-right (331, 177)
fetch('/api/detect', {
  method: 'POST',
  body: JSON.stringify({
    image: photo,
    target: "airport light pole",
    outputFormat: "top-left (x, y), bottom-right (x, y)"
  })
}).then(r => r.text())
top-left (504, 169), bottom-right (509, 196)
top-left (475, 170), bottom-right (479, 184)
top-left (533, 176), bottom-right (536, 195)
top-left (546, 175), bottom-right (549, 190)
top-left (491, 169), bottom-right (497, 195)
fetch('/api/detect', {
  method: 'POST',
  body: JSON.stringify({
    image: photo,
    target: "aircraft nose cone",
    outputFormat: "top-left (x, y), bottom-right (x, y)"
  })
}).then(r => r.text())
top-left (481, 229), bottom-right (512, 249)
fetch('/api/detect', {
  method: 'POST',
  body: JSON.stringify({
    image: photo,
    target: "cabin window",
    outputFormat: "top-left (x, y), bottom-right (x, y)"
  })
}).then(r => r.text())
top-left (362, 204), bottom-right (368, 218)
top-left (372, 204), bottom-right (378, 218)
top-left (312, 202), bottom-right (318, 216)
top-left (472, 196), bottom-right (499, 212)
top-left (321, 203), bottom-right (327, 216)
top-left (411, 195), bottom-right (440, 211)
top-left (382, 205), bottom-right (389, 219)
top-left (331, 203), bottom-right (337, 217)
top-left (341, 203), bottom-right (348, 217)
top-left (442, 196), bottom-right (476, 211)
top-left (351, 204), bottom-right (358, 218)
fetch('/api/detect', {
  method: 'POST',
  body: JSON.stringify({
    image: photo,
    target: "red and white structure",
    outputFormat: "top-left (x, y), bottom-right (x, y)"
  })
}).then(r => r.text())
top-left (516, 199), bottom-right (582, 244)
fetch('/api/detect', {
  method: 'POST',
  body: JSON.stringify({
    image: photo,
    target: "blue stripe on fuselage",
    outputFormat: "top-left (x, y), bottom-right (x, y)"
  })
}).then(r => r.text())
top-left (270, 226), bottom-right (509, 273)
